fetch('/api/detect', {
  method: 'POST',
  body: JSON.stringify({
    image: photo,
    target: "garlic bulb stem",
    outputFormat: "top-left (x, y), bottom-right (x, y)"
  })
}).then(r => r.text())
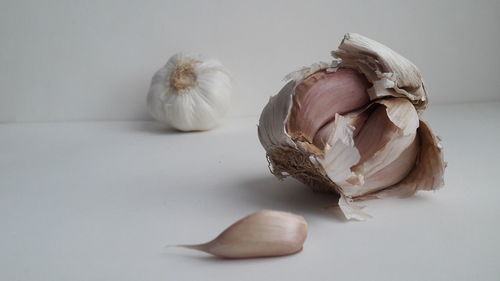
top-left (169, 60), bottom-right (198, 90)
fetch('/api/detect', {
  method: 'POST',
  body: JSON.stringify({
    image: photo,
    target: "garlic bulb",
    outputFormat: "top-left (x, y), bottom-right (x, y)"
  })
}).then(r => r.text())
top-left (258, 33), bottom-right (446, 220)
top-left (173, 210), bottom-right (307, 259)
top-left (147, 53), bottom-right (231, 131)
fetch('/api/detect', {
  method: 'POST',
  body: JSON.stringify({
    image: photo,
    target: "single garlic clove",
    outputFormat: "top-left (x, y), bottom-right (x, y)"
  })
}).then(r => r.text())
top-left (286, 68), bottom-right (370, 143)
top-left (348, 99), bottom-right (420, 194)
top-left (374, 120), bottom-right (446, 198)
top-left (174, 210), bottom-right (308, 259)
top-left (315, 113), bottom-right (362, 186)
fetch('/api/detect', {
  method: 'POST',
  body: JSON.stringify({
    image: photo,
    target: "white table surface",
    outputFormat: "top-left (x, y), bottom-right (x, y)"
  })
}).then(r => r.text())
top-left (1, 102), bottom-right (499, 281)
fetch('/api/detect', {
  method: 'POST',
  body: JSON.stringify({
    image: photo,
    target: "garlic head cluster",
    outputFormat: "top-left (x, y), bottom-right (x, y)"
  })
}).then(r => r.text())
top-left (258, 33), bottom-right (446, 220)
top-left (147, 53), bottom-right (231, 131)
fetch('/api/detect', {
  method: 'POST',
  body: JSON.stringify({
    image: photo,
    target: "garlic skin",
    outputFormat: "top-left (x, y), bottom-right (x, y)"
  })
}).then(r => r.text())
top-left (175, 210), bottom-right (307, 259)
top-left (147, 53), bottom-right (231, 131)
top-left (258, 33), bottom-right (446, 220)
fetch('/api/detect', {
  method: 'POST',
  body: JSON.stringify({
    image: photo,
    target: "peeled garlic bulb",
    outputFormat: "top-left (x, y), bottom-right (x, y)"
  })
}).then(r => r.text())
top-left (147, 53), bottom-right (231, 131)
top-left (174, 210), bottom-right (307, 259)
top-left (258, 33), bottom-right (446, 221)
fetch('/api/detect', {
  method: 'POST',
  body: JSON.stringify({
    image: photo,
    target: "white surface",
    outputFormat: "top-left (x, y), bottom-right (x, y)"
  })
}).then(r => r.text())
top-left (1, 102), bottom-right (499, 281)
top-left (1, 0), bottom-right (500, 122)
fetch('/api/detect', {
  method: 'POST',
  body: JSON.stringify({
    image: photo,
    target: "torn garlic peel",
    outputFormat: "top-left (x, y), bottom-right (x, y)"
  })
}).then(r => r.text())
top-left (147, 53), bottom-right (231, 131)
top-left (177, 210), bottom-right (308, 259)
top-left (258, 33), bottom-right (446, 221)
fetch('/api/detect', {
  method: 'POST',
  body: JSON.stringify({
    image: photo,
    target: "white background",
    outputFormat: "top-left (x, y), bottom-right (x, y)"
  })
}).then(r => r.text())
top-left (1, 104), bottom-right (500, 281)
top-left (1, 0), bottom-right (500, 122)
top-left (2, 1), bottom-right (500, 281)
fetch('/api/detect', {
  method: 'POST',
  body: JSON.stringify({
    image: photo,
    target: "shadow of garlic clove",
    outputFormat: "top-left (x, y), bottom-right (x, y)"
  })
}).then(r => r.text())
top-left (171, 210), bottom-right (308, 259)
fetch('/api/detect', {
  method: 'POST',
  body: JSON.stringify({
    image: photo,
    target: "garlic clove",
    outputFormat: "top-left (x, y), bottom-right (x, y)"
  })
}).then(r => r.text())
top-left (348, 99), bottom-right (419, 194)
top-left (313, 110), bottom-right (369, 150)
top-left (174, 210), bottom-right (308, 259)
top-left (333, 33), bottom-right (428, 111)
top-left (353, 106), bottom-right (400, 167)
top-left (357, 136), bottom-right (419, 193)
top-left (312, 108), bottom-right (369, 151)
top-left (375, 120), bottom-right (446, 198)
top-left (316, 113), bottom-right (361, 185)
top-left (286, 69), bottom-right (370, 143)
top-left (376, 98), bottom-right (420, 135)
top-left (258, 81), bottom-right (297, 149)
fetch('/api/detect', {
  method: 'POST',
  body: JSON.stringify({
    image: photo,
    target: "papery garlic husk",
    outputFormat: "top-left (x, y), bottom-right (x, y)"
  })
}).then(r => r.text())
top-left (174, 210), bottom-right (307, 259)
top-left (147, 53), bottom-right (231, 131)
top-left (258, 33), bottom-right (446, 221)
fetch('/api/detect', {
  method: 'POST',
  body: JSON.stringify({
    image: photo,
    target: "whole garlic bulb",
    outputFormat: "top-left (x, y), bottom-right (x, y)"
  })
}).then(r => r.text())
top-left (258, 33), bottom-right (446, 220)
top-left (147, 53), bottom-right (231, 131)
